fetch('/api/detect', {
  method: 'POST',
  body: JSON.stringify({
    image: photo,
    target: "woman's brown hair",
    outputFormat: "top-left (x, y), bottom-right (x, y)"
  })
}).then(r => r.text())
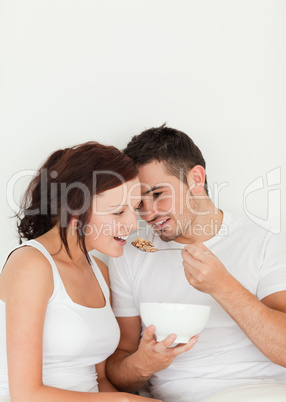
top-left (17, 141), bottom-right (138, 262)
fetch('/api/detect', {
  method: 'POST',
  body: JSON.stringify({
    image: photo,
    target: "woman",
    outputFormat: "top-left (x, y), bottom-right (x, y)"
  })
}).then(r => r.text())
top-left (0, 142), bottom-right (160, 401)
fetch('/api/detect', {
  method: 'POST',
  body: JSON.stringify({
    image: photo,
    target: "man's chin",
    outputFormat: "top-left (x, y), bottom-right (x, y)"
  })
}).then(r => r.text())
top-left (156, 230), bottom-right (177, 242)
top-left (147, 222), bottom-right (178, 242)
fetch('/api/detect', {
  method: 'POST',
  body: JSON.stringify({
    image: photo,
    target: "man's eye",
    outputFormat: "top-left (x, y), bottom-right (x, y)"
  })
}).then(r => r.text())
top-left (113, 211), bottom-right (124, 216)
top-left (153, 192), bottom-right (162, 199)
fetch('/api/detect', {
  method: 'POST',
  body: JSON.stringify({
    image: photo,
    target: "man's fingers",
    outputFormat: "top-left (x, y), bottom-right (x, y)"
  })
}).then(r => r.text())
top-left (142, 325), bottom-right (156, 342)
top-left (183, 244), bottom-right (212, 262)
top-left (142, 327), bottom-right (198, 356)
top-left (192, 242), bottom-right (213, 258)
top-left (182, 252), bottom-right (204, 272)
top-left (171, 335), bottom-right (199, 356)
top-left (154, 334), bottom-right (177, 352)
top-left (193, 242), bottom-right (212, 253)
top-left (142, 327), bottom-right (178, 350)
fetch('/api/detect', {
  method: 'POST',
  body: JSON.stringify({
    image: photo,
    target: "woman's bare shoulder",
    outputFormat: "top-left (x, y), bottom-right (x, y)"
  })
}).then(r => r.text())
top-left (4, 245), bottom-right (52, 270)
top-left (0, 245), bottom-right (54, 302)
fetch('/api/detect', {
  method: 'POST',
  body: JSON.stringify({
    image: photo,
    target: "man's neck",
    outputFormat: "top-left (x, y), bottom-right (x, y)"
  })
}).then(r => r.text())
top-left (175, 201), bottom-right (223, 244)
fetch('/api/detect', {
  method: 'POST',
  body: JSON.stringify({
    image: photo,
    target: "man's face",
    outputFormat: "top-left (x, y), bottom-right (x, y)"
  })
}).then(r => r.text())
top-left (138, 160), bottom-right (198, 243)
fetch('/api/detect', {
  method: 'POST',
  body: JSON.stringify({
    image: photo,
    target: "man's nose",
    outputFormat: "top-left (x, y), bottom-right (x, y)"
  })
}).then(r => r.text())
top-left (139, 199), bottom-right (158, 222)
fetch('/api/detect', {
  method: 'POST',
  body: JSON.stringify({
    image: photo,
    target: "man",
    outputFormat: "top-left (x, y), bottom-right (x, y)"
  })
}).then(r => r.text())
top-left (106, 125), bottom-right (286, 401)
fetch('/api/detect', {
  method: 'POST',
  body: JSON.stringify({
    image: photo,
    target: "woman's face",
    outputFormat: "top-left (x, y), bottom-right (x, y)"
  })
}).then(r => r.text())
top-left (84, 178), bottom-right (141, 257)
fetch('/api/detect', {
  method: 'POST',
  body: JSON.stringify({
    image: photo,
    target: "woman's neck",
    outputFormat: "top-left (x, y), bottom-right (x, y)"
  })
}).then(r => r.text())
top-left (36, 225), bottom-right (89, 266)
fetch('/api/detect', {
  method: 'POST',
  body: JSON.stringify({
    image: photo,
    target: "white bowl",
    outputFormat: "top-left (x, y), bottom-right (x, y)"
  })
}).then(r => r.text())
top-left (140, 302), bottom-right (211, 343)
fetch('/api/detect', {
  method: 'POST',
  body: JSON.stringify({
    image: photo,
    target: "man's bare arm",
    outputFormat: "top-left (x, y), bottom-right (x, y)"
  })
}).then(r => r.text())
top-left (106, 316), bottom-right (198, 392)
top-left (182, 243), bottom-right (286, 367)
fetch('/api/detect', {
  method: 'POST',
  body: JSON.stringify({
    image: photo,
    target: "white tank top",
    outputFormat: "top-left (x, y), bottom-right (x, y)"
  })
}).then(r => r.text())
top-left (0, 240), bottom-right (120, 396)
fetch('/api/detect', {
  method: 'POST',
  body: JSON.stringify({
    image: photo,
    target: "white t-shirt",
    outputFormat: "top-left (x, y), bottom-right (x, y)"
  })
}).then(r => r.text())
top-left (0, 240), bottom-right (120, 397)
top-left (109, 211), bottom-right (286, 402)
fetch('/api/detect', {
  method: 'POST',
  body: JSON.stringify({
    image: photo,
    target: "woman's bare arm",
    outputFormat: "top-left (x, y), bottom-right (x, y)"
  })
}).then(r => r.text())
top-left (2, 248), bottom-right (160, 402)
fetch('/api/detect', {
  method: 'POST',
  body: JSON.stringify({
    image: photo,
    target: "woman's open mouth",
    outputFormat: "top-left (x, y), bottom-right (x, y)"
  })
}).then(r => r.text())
top-left (113, 235), bottom-right (128, 245)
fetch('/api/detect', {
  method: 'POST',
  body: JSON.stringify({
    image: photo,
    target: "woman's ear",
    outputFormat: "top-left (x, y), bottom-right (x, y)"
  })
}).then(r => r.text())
top-left (70, 217), bottom-right (78, 227)
top-left (186, 165), bottom-right (206, 194)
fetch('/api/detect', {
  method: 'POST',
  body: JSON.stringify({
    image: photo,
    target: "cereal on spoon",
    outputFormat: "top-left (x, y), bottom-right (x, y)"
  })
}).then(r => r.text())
top-left (131, 237), bottom-right (158, 253)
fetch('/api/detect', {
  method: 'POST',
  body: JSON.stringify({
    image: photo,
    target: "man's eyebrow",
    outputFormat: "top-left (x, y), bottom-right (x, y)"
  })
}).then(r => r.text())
top-left (143, 185), bottom-right (165, 195)
top-left (110, 204), bottom-right (128, 208)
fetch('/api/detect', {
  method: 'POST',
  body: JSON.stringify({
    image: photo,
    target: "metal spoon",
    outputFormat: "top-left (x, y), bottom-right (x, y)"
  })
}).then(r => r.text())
top-left (131, 243), bottom-right (210, 254)
top-left (135, 247), bottom-right (184, 252)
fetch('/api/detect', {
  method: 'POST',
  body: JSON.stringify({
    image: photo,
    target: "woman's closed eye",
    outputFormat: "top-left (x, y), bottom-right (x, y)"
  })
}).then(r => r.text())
top-left (152, 191), bottom-right (163, 199)
top-left (113, 210), bottom-right (124, 216)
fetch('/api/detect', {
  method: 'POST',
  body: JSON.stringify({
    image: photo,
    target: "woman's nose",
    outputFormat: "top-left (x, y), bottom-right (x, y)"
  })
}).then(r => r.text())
top-left (122, 209), bottom-right (138, 232)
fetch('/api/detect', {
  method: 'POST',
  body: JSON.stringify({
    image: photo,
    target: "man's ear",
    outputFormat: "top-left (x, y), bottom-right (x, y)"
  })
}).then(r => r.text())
top-left (186, 165), bottom-right (206, 194)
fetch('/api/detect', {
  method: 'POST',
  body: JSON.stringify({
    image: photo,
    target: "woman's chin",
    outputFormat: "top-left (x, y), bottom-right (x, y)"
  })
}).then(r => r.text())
top-left (109, 248), bottom-right (124, 258)
top-left (95, 245), bottom-right (124, 258)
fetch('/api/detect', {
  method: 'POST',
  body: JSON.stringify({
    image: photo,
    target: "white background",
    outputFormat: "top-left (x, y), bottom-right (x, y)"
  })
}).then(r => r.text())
top-left (1, 0), bottom-right (285, 266)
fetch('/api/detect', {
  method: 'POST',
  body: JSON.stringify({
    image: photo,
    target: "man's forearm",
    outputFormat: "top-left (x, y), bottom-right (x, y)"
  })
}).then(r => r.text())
top-left (98, 377), bottom-right (119, 392)
top-left (213, 275), bottom-right (286, 366)
top-left (106, 350), bottom-right (152, 392)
